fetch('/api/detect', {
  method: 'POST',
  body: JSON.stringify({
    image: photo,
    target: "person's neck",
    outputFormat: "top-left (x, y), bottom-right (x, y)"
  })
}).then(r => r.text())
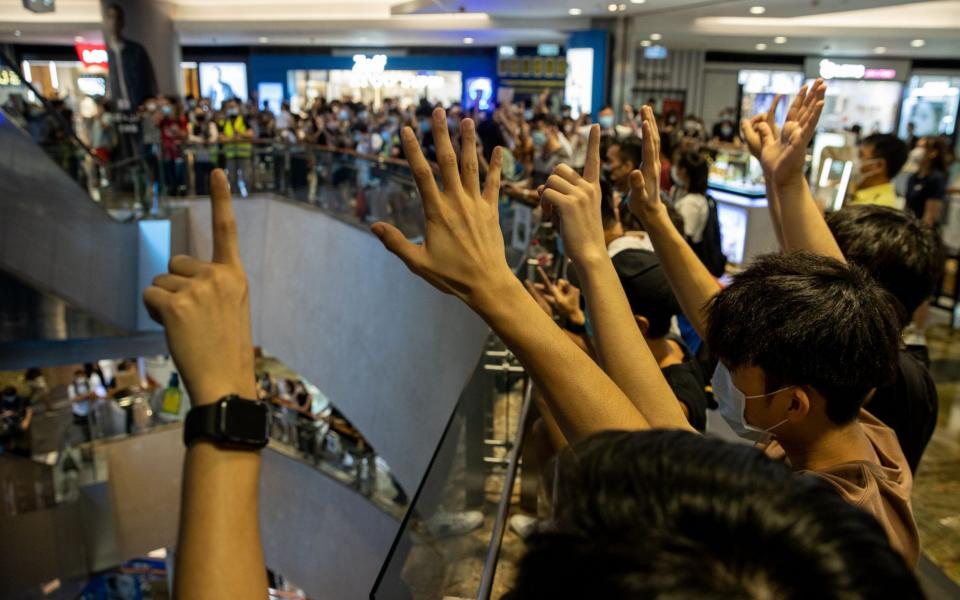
top-left (859, 175), bottom-right (890, 190)
top-left (777, 418), bottom-right (876, 472)
top-left (647, 337), bottom-right (681, 368)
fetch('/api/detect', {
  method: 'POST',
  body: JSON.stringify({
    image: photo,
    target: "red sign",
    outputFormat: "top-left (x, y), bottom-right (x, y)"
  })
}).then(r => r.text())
top-left (75, 43), bottom-right (108, 69)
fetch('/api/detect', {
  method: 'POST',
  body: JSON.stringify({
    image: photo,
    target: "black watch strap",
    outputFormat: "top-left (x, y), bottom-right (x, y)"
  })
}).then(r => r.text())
top-left (184, 402), bottom-right (219, 447)
top-left (184, 395), bottom-right (269, 450)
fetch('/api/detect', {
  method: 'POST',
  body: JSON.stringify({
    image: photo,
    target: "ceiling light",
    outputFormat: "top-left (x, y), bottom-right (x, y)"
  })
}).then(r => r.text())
top-left (749, 6), bottom-right (766, 15)
top-left (608, 3), bottom-right (618, 11)
top-left (640, 40), bottom-right (652, 47)
top-left (568, 7), bottom-right (582, 15)
top-left (258, 36), bottom-right (269, 43)
top-left (874, 46), bottom-right (887, 54)
top-left (774, 36), bottom-right (787, 44)
top-left (755, 43), bottom-right (768, 50)
top-left (650, 33), bottom-right (662, 40)
top-left (910, 39), bottom-right (925, 47)
top-left (630, 0), bottom-right (646, 3)
top-left (463, 37), bottom-right (475, 44)
top-left (14, 30), bottom-right (21, 37)
top-left (618, 3), bottom-right (627, 10)
top-left (74, 35), bottom-right (84, 42)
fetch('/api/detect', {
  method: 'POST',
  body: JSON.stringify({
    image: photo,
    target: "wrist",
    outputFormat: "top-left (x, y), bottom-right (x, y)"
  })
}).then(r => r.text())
top-left (467, 272), bottom-right (525, 315)
top-left (190, 376), bottom-right (258, 408)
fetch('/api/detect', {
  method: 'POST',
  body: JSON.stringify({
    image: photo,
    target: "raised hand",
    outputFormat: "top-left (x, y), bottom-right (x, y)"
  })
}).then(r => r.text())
top-left (533, 267), bottom-right (583, 322)
top-left (741, 93), bottom-right (786, 160)
top-left (626, 106), bottom-right (663, 218)
top-left (539, 124), bottom-right (609, 265)
top-left (143, 169), bottom-right (257, 406)
top-left (371, 108), bottom-right (510, 308)
top-left (756, 79), bottom-right (826, 185)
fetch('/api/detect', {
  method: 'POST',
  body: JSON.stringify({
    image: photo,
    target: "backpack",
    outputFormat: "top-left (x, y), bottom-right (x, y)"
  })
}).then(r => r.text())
top-left (692, 193), bottom-right (727, 277)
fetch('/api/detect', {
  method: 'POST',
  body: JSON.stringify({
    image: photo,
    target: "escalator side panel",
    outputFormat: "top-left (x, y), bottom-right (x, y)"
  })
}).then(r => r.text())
top-left (0, 113), bottom-right (139, 331)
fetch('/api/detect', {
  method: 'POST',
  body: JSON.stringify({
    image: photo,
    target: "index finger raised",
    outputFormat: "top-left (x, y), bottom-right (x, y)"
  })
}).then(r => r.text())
top-left (583, 124), bottom-right (602, 183)
top-left (210, 169), bottom-right (241, 266)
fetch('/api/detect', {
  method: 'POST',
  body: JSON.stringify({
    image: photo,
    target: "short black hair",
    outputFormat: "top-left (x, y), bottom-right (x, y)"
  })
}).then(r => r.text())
top-left (612, 250), bottom-right (680, 338)
top-left (106, 2), bottom-right (124, 19)
top-left (706, 252), bottom-right (900, 424)
top-left (861, 134), bottom-right (908, 179)
top-left (828, 205), bottom-right (944, 326)
top-left (677, 150), bottom-right (709, 195)
top-left (510, 430), bottom-right (920, 599)
top-left (616, 137), bottom-right (643, 170)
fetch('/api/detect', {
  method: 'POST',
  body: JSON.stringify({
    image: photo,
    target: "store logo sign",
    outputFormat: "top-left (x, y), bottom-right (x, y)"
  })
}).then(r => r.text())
top-left (352, 54), bottom-right (387, 74)
top-left (75, 43), bottom-right (108, 68)
top-left (819, 59), bottom-right (896, 81)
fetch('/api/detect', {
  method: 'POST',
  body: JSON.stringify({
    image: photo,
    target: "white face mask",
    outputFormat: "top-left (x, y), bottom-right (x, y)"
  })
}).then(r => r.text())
top-left (852, 158), bottom-right (883, 186)
top-left (711, 363), bottom-right (790, 444)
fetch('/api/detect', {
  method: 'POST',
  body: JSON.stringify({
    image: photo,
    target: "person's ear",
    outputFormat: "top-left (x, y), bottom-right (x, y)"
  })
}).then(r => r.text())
top-left (876, 158), bottom-right (887, 178)
top-left (786, 387), bottom-right (812, 422)
top-left (634, 315), bottom-right (650, 337)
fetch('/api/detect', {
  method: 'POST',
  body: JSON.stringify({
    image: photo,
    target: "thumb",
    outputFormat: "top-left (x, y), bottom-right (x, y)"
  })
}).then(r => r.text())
top-left (372, 222), bottom-right (424, 271)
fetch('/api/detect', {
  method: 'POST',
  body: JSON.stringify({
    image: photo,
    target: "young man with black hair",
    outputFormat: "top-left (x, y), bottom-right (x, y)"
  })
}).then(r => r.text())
top-left (603, 89), bottom-right (916, 564)
top-left (850, 133), bottom-right (909, 207)
top-left (147, 165), bottom-right (920, 599)
top-left (743, 91), bottom-right (943, 474)
top-left (824, 206), bottom-right (942, 472)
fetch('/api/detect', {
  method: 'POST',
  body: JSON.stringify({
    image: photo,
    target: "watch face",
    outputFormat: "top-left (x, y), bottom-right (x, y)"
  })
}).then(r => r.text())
top-left (219, 399), bottom-right (269, 446)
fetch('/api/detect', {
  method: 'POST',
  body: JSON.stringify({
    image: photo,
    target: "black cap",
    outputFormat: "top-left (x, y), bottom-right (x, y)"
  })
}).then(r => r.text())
top-left (612, 249), bottom-right (680, 337)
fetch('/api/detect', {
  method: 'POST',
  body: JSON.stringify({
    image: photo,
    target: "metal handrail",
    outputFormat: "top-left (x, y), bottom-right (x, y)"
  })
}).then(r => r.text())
top-left (476, 377), bottom-right (533, 600)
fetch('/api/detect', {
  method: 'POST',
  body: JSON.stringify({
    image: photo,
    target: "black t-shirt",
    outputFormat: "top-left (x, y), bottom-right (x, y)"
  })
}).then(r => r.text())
top-left (905, 171), bottom-right (947, 220)
top-left (662, 361), bottom-right (708, 432)
top-left (659, 337), bottom-right (709, 432)
top-left (864, 349), bottom-right (938, 473)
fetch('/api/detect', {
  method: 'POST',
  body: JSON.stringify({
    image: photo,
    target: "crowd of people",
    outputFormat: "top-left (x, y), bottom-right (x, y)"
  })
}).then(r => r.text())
top-left (135, 71), bottom-right (960, 598)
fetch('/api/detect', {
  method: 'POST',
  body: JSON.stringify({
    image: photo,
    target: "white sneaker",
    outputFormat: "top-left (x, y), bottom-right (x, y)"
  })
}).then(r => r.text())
top-left (509, 514), bottom-right (541, 540)
top-left (425, 510), bottom-right (484, 538)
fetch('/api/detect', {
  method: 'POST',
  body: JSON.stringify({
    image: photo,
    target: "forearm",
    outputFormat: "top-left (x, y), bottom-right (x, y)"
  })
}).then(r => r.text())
top-left (175, 443), bottom-right (267, 600)
top-left (639, 205), bottom-right (721, 340)
top-left (475, 279), bottom-right (648, 441)
top-left (764, 174), bottom-right (786, 248)
top-left (776, 175), bottom-right (845, 262)
top-left (577, 254), bottom-right (693, 431)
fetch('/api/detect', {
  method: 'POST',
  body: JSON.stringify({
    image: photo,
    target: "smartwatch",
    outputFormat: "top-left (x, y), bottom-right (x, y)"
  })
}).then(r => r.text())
top-left (184, 395), bottom-right (270, 450)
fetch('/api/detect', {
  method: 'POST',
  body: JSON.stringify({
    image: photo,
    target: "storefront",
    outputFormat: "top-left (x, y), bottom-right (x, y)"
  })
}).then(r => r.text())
top-left (21, 51), bottom-right (109, 110)
top-left (247, 50), bottom-right (497, 114)
top-left (898, 72), bottom-right (960, 140)
top-left (287, 54), bottom-right (462, 112)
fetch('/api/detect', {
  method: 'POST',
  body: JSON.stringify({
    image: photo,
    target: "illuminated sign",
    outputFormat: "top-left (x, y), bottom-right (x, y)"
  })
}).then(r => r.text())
top-left (819, 59), bottom-right (896, 81)
top-left (352, 54), bottom-right (387, 74)
top-left (644, 45), bottom-right (668, 60)
top-left (466, 77), bottom-right (493, 111)
top-left (75, 43), bottom-right (108, 69)
top-left (0, 68), bottom-right (22, 87)
top-left (350, 54), bottom-right (444, 90)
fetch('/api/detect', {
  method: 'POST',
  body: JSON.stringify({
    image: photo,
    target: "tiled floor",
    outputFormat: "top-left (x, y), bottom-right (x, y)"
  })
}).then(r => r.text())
top-left (913, 319), bottom-right (960, 585)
